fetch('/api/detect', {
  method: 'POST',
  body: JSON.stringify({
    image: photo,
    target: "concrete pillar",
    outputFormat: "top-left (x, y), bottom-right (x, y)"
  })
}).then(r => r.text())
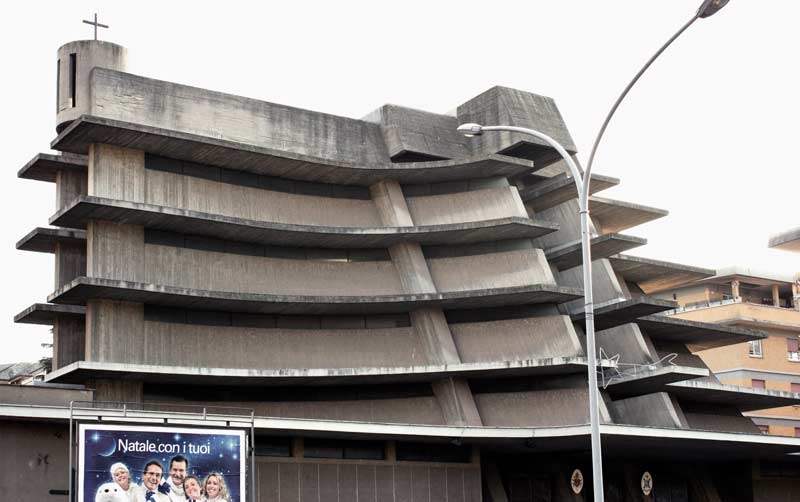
top-left (88, 379), bottom-right (143, 404)
top-left (52, 316), bottom-right (85, 370)
top-left (731, 279), bottom-right (740, 300)
top-left (54, 241), bottom-right (86, 289)
top-left (431, 378), bottom-right (482, 426)
top-left (793, 274), bottom-right (800, 311)
top-left (55, 168), bottom-right (88, 210)
top-left (87, 144), bottom-right (146, 202)
top-left (483, 461), bottom-right (509, 502)
top-left (772, 284), bottom-right (781, 307)
top-left (87, 221), bottom-right (144, 281)
top-left (369, 179), bottom-right (483, 426)
top-left (85, 300), bottom-right (144, 364)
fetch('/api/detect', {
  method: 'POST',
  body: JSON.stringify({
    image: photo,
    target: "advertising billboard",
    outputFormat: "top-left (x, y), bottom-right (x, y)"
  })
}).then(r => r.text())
top-left (78, 423), bottom-right (246, 502)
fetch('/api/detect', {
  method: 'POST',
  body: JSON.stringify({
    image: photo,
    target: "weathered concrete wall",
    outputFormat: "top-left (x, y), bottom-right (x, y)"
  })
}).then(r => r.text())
top-left (682, 405), bottom-right (762, 434)
top-left (87, 221), bottom-right (144, 281)
top-left (53, 316), bottom-right (85, 370)
top-left (530, 199), bottom-right (601, 252)
top-left (451, 316), bottom-right (583, 363)
top-left (258, 459), bottom-right (480, 502)
top-left (144, 244), bottom-right (404, 296)
top-left (89, 69), bottom-right (390, 165)
top-left (54, 241), bottom-right (86, 289)
top-left (558, 258), bottom-right (626, 312)
top-left (55, 168), bottom-right (87, 210)
top-left (428, 249), bottom-right (555, 293)
top-left (406, 187), bottom-right (527, 226)
top-left (88, 144), bottom-right (145, 201)
top-left (0, 385), bottom-right (92, 406)
top-left (143, 322), bottom-right (427, 369)
top-left (57, 41), bottom-right (127, 132)
top-left (474, 377), bottom-right (591, 427)
top-left (0, 421), bottom-right (71, 502)
top-left (85, 299), bottom-right (144, 363)
top-left (363, 104), bottom-right (469, 160)
top-left (596, 323), bottom-right (654, 365)
top-left (608, 392), bottom-right (688, 429)
top-left (172, 396), bottom-right (446, 425)
top-left (146, 169), bottom-right (383, 227)
top-left (456, 86), bottom-right (576, 160)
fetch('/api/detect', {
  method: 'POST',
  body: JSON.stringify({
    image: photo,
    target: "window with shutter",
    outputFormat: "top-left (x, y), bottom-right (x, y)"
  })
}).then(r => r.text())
top-left (752, 379), bottom-right (766, 389)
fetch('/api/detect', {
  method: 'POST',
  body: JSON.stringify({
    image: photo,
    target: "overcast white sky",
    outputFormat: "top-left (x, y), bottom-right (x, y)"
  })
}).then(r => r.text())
top-left (1, 1), bottom-right (797, 363)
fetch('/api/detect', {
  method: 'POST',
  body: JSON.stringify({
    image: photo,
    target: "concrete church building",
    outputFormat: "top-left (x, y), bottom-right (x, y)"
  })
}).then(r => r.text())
top-left (6, 38), bottom-right (800, 502)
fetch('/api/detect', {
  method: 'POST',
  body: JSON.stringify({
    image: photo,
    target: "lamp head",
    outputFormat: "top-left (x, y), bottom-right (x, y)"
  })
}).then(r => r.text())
top-left (697, 0), bottom-right (729, 18)
top-left (457, 123), bottom-right (484, 137)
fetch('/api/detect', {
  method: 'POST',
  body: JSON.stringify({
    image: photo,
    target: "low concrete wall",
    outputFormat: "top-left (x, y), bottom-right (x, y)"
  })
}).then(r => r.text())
top-left (0, 421), bottom-right (71, 502)
top-left (608, 392), bottom-right (686, 429)
top-left (143, 244), bottom-right (404, 296)
top-left (428, 249), bottom-right (555, 293)
top-left (406, 187), bottom-right (527, 226)
top-left (474, 382), bottom-right (589, 427)
top-left (146, 169), bottom-right (383, 227)
top-left (0, 385), bottom-right (92, 406)
top-left (143, 322), bottom-right (426, 369)
top-left (451, 316), bottom-right (582, 363)
top-left (90, 69), bottom-right (390, 165)
top-left (166, 396), bottom-right (446, 425)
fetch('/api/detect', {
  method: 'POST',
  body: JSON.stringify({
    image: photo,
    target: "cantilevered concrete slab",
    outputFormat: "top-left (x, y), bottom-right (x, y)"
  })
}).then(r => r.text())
top-left (768, 226), bottom-right (800, 252)
top-left (571, 297), bottom-right (676, 331)
top-left (668, 380), bottom-right (800, 412)
top-left (608, 254), bottom-right (715, 294)
top-left (52, 196), bottom-right (558, 248)
top-left (520, 173), bottom-right (619, 210)
top-left (636, 315), bottom-right (768, 351)
top-left (603, 365), bottom-right (709, 400)
top-left (14, 303), bottom-right (86, 325)
top-left (16, 227), bottom-right (87, 254)
top-left (17, 153), bottom-right (88, 183)
top-left (46, 356), bottom-right (613, 387)
top-left (50, 277), bottom-right (583, 315)
top-left (589, 196), bottom-right (668, 233)
top-left (545, 233), bottom-right (647, 270)
top-left (52, 116), bottom-right (541, 185)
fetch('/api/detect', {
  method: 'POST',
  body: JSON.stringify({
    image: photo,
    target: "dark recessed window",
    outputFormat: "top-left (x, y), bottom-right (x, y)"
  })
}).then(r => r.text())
top-left (396, 441), bottom-right (471, 463)
top-left (254, 436), bottom-right (292, 457)
top-left (303, 438), bottom-right (385, 460)
top-left (68, 53), bottom-right (77, 107)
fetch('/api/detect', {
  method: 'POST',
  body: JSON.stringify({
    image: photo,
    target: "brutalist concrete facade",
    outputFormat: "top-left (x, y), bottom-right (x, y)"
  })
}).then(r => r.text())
top-left (8, 39), bottom-right (800, 502)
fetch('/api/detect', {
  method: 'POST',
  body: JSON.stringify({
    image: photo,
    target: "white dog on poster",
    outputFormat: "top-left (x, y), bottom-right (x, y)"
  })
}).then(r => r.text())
top-left (95, 482), bottom-right (128, 502)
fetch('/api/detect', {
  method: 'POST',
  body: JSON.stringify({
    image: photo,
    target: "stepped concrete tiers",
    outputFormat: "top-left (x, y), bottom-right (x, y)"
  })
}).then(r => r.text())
top-left (8, 39), bottom-right (800, 502)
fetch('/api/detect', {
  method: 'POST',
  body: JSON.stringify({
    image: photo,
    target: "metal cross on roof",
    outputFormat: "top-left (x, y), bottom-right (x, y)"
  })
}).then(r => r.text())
top-left (82, 13), bottom-right (109, 41)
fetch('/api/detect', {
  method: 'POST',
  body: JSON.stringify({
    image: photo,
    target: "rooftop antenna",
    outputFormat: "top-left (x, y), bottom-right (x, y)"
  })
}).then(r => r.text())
top-left (82, 13), bottom-right (109, 41)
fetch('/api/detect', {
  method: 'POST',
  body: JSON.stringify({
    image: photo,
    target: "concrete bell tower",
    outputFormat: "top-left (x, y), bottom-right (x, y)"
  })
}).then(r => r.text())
top-left (56, 40), bottom-right (127, 133)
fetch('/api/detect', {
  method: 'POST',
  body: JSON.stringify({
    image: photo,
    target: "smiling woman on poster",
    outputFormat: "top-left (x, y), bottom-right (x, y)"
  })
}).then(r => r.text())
top-left (202, 473), bottom-right (230, 502)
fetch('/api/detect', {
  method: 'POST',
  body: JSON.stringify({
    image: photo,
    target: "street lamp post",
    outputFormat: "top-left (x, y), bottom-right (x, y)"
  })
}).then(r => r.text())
top-left (457, 1), bottom-right (729, 500)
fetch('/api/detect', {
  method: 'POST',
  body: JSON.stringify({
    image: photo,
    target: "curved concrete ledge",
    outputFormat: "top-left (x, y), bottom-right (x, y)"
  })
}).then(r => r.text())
top-left (52, 116), bottom-right (539, 185)
top-left (667, 380), bottom-right (800, 412)
top-left (17, 153), bottom-right (88, 183)
top-left (589, 196), bottom-right (668, 233)
top-left (608, 254), bottom-right (715, 294)
top-left (16, 227), bottom-right (87, 253)
top-left (520, 172), bottom-right (619, 209)
top-left (45, 356), bottom-right (611, 386)
top-left (14, 303), bottom-right (86, 325)
top-left (51, 196), bottom-right (558, 248)
top-left (604, 365), bottom-right (709, 400)
top-left (571, 297), bottom-right (677, 331)
top-left (545, 233), bottom-right (647, 271)
top-left (48, 277), bottom-right (583, 315)
top-left (635, 315), bottom-right (768, 351)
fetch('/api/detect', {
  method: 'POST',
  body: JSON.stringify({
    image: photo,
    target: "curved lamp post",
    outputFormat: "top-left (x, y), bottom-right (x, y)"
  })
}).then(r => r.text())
top-left (457, 1), bottom-right (729, 500)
